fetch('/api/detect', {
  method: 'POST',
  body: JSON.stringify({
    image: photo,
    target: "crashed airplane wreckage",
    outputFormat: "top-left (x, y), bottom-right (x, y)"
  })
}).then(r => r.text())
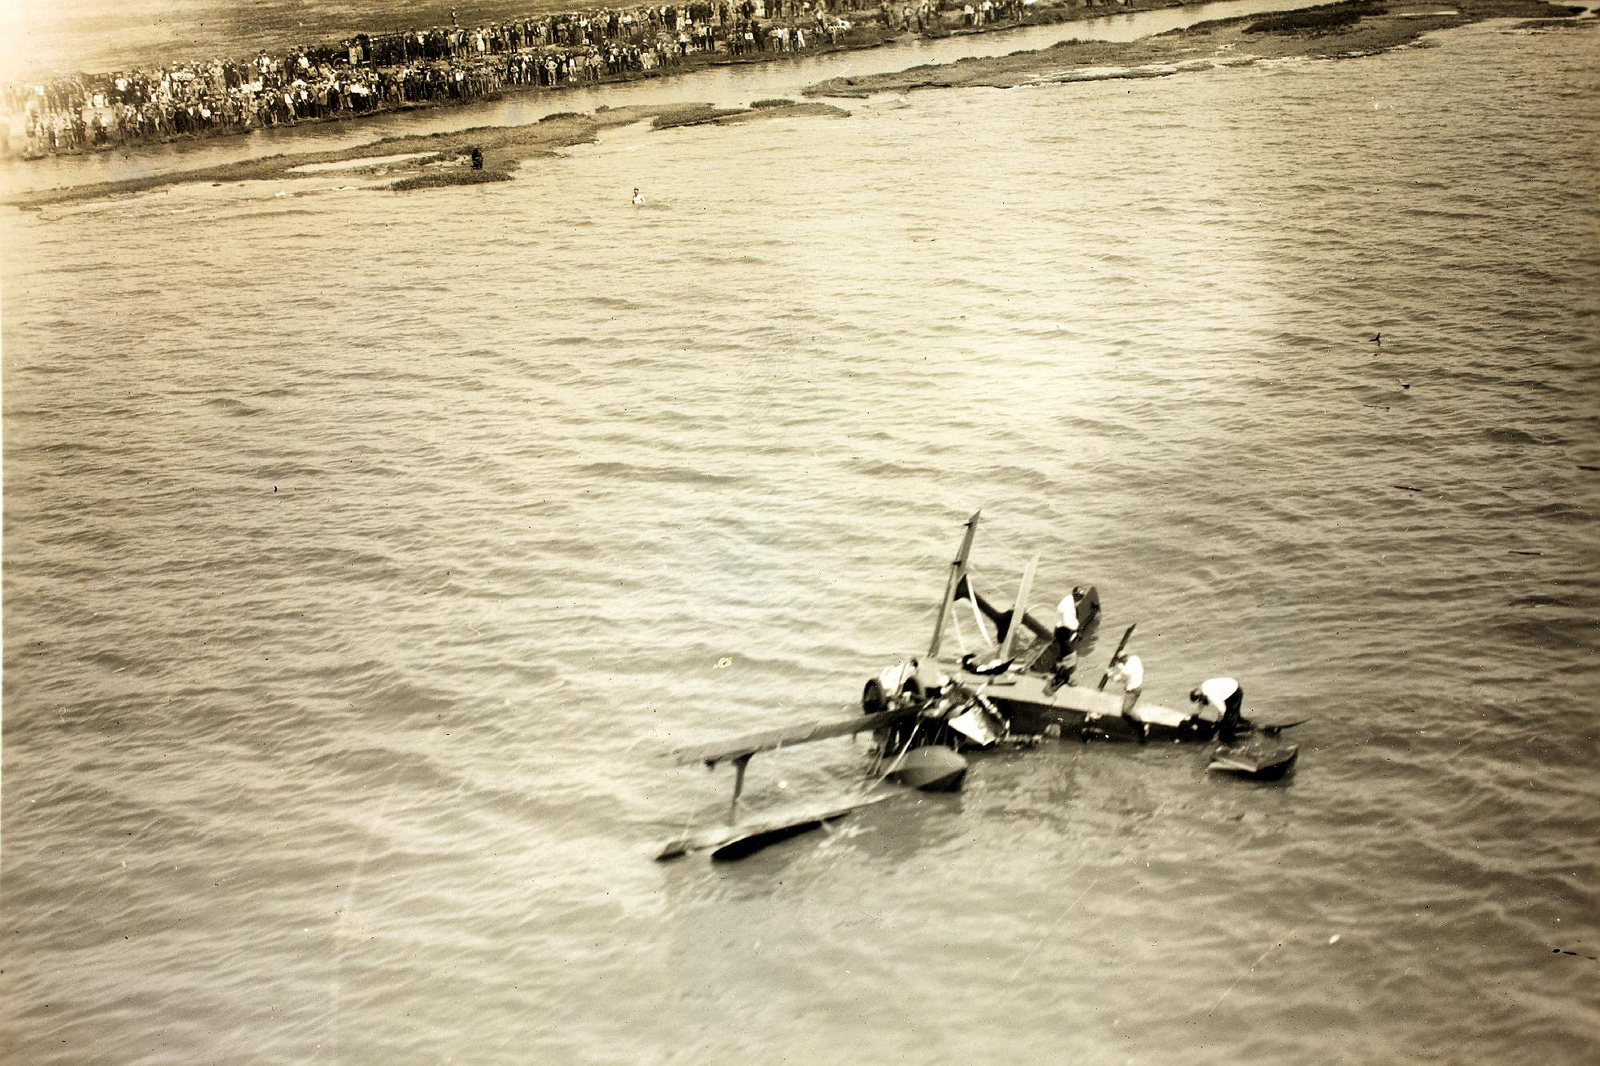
top-left (656, 511), bottom-right (1302, 862)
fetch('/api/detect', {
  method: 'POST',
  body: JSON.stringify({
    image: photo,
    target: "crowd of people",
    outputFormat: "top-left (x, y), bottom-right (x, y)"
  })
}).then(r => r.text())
top-left (1, 0), bottom-right (1040, 157)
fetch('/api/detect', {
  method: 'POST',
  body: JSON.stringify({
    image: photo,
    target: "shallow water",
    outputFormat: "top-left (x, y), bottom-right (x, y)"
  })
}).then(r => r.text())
top-left (4, 12), bottom-right (1599, 1065)
top-left (0, 0), bottom-right (1335, 197)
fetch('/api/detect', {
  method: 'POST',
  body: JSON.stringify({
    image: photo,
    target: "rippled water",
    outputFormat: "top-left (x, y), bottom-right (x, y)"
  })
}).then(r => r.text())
top-left (0, 0), bottom-right (1335, 197)
top-left (4, 11), bottom-right (1598, 1064)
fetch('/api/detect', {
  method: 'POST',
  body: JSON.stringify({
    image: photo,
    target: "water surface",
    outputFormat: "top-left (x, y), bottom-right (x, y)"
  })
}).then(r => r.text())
top-left (3, 12), bottom-right (1598, 1065)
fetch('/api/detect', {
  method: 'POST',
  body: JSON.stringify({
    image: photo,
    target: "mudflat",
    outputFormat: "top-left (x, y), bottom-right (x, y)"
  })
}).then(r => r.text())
top-left (5, 100), bottom-right (848, 207)
top-left (802, 0), bottom-right (1585, 96)
top-left (10, 0), bottom-right (1582, 209)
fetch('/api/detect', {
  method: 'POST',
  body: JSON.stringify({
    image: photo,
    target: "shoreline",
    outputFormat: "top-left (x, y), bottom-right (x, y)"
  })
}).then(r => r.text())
top-left (0, 0), bottom-right (1190, 164)
top-left (3, 100), bottom-right (849, 209)
top-left (800, 0), bottom-right (1589, 95)
top-left (6, 0), bottom-right (1587, 210)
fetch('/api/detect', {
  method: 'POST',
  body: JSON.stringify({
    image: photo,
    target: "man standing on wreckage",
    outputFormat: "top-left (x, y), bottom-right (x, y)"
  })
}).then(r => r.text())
top-left (1053, 593), bottom-right (1081, 681)
top-left (1190, 677), bottom-right (1246, 742)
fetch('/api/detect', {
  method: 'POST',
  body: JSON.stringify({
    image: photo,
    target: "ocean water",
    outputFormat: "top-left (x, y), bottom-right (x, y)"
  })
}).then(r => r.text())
top-left (3, 9), bottom-right (1598, 1064)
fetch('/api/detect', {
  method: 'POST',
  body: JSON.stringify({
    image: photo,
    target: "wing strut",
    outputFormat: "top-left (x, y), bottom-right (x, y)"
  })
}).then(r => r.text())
top-left (997, 553), bottom-right (1039, 662)
top-left (729, 754), bottom-right (751, 823)
top-left (1097, 624), bottom-right (1137, 690)
top-left (928, 510), bottom-right (981, 658)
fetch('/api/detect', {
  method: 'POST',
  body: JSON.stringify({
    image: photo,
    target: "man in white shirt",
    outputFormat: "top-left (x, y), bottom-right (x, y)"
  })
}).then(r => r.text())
top-left (1190, 677), bottom-right (1244, 741)
top-left (1049, 593), bottom-right (1081, 682)
top-left (1110, 653), bottom-right (1143, 690)
top-left (1106, 651), bottom-right (1143, 715)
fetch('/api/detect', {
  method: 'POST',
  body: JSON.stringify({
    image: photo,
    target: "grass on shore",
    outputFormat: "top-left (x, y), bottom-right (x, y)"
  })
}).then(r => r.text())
top-left (1243, 1), bottom-right (1389, 35)
top-left (390, 167), bottom-right (516, 190)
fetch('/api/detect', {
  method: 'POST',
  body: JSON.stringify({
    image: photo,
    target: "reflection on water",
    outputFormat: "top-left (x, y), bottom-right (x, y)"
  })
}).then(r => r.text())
top-left (2, 12), bottom-right (1598, 1066)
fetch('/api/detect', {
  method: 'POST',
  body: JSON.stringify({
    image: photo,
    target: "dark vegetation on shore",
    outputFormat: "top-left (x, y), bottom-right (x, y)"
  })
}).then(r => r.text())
top-left (1243, 1), bottom-right (1387, 34)
top-left (801, 0), bottom-right (1587, 96)
top-left (1512, 9), bottom-right (1595, 23)
top-left (390, 167), bottom-right (516, 190)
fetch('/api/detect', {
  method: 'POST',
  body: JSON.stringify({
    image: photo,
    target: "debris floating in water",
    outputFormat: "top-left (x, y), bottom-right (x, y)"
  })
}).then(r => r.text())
top-left (715, 657), bottom-right (733, 669)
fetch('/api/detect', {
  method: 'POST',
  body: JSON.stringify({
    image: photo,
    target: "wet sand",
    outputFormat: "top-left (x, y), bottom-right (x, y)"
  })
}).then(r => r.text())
top-left (802, 0), bottom-right (1585, 95)
top-left (4, 0), bottom-right (1191, 163)
top-left (4, 100), bottom-right (848, 206)
top-left (7, 0), bottom-right (1582, 209)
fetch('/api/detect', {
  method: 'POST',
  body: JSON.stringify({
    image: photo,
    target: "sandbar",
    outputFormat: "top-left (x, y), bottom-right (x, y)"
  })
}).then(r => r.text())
top-left (4, 100), bottom-right (848, 208)
top-left (801, 0), bottom-right (1587, 96)
top-left (8, 0), bottom-right (1586, 210)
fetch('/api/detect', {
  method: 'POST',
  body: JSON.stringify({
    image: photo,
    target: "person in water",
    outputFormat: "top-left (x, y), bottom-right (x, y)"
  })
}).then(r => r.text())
top-left (631, 188), bottom-right (644, 205)
top-left (1190, 677), bottom-right (1245, 742)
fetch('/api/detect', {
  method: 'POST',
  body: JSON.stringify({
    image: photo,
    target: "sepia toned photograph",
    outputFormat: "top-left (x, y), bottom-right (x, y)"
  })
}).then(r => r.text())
top-left (2, 0), bottom-right (1596, 1061)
